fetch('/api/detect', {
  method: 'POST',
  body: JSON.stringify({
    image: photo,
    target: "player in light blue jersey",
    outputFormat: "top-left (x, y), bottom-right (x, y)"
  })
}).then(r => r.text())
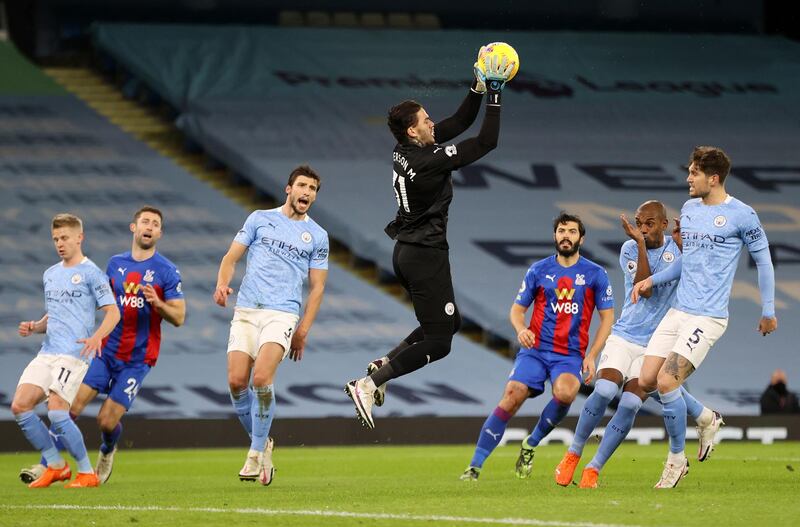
top-left (632, 147), bottom-right (777, 488)
top-left (11, 213), bottom-right (119, 489)
top-left (215, 165), bottom-right (329, 486)
top-left (554, 201), bottom-right (718, 488)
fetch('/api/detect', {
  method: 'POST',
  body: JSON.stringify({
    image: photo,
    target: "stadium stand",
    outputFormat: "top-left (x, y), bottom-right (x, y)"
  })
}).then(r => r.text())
top-left (91, 25), bottom-right (800, 414)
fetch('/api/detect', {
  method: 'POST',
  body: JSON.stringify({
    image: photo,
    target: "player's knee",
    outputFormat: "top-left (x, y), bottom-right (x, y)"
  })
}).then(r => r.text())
top-left (593, 378), bottom-right (619, 402)
top-left (10, 400), bottom-right (30, 416)
top-left (228, 378), bottom-right (249, 394)
top-left (251, 372), bottom-right (275, 387)
top-left (552, 384), bottom-right (578, 405)
top-left (637, 374), bottom-right (657, 393)
top-left (97, 413), bottom-right (118, 433)
top-left (656, 373), bottom-right (680, 394)
top-left (501, 385), bottom-right (528, 413)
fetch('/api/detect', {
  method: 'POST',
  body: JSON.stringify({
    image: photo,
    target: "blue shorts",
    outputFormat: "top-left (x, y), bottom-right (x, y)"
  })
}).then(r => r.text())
top-left (82, 353), bottom-right (151, 411)
top-left (508, 349), bottom-right (583, 394)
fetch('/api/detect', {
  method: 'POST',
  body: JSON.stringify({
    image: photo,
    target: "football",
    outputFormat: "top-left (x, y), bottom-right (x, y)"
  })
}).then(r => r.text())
top-left (476, 42), bottom-right (520, 81)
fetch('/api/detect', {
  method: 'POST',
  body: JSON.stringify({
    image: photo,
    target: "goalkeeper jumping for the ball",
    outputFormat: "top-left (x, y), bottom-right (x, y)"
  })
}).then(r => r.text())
top-left (345, 46), bottom-right (516, 429)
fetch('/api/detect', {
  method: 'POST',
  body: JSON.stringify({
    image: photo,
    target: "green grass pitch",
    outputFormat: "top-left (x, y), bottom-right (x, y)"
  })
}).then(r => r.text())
top-left (1, 442), bottom-right (798, 526)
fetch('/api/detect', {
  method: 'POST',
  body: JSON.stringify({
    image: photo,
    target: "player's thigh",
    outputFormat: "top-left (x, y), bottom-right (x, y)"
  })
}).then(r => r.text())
top-left (14, 355), bottom-right (55, 412)
top-left (257, 309), bottom-right (300, 361)
top-left (671, 315), bottom-right (728, 369)
top-left (71, 383), bottom-right (99, 416)
top-left (499, 380), bottom-right (531, 414)
top-left (597, 334), bottom-right (642, 384)
top-left (638, 355), bottom-right (664, 392)
top-left (645, 308), bottom-right (684, 361)
top-left (227, 307), bottom-right (261, 360)
top-left (549, 354), bottom-right (583, 402)
top-left (11, 382), bottom-right (47, 414)
top-left (252, 342), bottom-right (286, 386)
top-left (81, 353), bottom-right (113, 399)
top-left (227, 351), bottom-right (253, 389)
top-left (398, 245), bottom-right (457, 327)
top-left (107, 362), bottom-right (151, 412)
top-left (45, 355), bottom-right (88, 408)
top-left (508, 353), bottom-right (548, 398)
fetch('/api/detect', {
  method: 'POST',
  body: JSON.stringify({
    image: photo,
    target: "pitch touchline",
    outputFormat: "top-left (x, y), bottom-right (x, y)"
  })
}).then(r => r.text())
top-left (3, 504), bottom-right (647, 527)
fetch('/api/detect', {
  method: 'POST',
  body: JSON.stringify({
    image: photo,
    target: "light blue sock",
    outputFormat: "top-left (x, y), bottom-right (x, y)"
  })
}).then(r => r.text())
top-left (470, 406), bottom-right (512, 468)
top-left (230, 387), bottom-right (253, 438)
top-left (569, 379), bottom-right (617, 456)
top-left (250, 384), bottom-right (275, 451)
top-left (680, 386), bottom-right (704, 420)
top-left (588, 391), bottom-right (643, 471)
top-left (16, 411), bottom-right (63, 467)
top-left (660, 388), bottom-right (687, 454)
top-left (49, 410), bottom-right (92, 473)
top-left (648, 390), bottom-right (662, 404)
top-left (528, 397), bottom-right (571, 448)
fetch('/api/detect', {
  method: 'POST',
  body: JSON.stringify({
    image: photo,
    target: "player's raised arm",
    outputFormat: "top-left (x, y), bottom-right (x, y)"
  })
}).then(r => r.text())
top-left (215, 241), bottom-right (247, 307)
top-left (432, 51), bottom-right (488, 143)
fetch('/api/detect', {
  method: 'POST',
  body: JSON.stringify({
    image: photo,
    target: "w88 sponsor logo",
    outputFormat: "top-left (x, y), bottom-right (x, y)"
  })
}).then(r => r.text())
top-left (551, 301), bottom-right (579, 314)
top-left (119, 295), bottom-right (145, 308)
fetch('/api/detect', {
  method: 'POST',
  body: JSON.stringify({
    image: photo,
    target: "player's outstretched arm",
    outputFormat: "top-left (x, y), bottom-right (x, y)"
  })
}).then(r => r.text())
top-left (433, 49), bottom-right (490, 143)
top-left (18, 314), bottom-right (48, 337)
top-left (78, 304), bottom-right (121, 358)
top-left (583, 307), bottom-right (614, 384)
top-left (289, 268), bottom-right (327, 362)
top-left (751, 246), bottom-right (778, 335)
top-left (143, 288), bottom-right (186, 327)
top-left (214, 241), bottom-right (247, 307)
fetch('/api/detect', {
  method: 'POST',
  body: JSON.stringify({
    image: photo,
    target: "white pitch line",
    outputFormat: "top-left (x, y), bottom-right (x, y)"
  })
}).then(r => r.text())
top-left (1, 504), bottom-right (649, 527)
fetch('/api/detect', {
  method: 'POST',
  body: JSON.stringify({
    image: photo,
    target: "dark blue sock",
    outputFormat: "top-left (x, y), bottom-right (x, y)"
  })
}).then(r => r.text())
top-left (100, 423), bottom-right (122, 454)
top-left (660, 388), bottom-right (687, 454)
top-left (588, 391), bottom-right (643, 471)
top-left (528, 397), bottom-right (571, 447)
top-left (470, 407), bottom-right (512, 468)
top-left (569, 379), bottom-right (617, 455)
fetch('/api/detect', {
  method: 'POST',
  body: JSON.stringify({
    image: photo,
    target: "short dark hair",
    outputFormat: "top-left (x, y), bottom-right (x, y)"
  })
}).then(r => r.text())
top-left (387, 100), bottom-right (422, 143)
top-left (553, 211), bottom-right (586, 237)
top-left (133, 206), bottom-right (163, 224)
top-left (691, 146), bottom-right (731, 183)
top-left (287, 165), bottom-right (321, 190)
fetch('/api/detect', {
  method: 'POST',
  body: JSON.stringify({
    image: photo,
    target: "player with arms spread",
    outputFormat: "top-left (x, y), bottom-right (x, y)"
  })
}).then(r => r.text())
top-left (215, 166), bottom-right (328, 486)
top-left (11, 213), bottom-right (119, 488)
top-left (461, 213), bottom-right (615, 481)
top-left (632, 146), bottom-right (777, 488)
top-left (345, 50), bottom-right (515, 429)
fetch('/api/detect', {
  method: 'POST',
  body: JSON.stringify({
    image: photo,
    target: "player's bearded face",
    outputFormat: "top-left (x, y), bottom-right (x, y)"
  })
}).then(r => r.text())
top-left (554, 234), bottom-right (582, 257)
top-left (132, 213), bottom-right (162, 250)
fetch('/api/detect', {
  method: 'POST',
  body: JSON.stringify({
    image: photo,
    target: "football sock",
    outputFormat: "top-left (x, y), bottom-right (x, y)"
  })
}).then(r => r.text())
top-left (369, 362), bottom-right (396, 387)
top-left (660, 388), bottom-right (687, 454)
top-left (680, 387), bottom-right (705, 422)
top-left (528, 397), bottom-right (571, 447)
top-left (569, 379), bottom-right (617, 455)
top-left (648, 390), bottom-right (662, 404)
top-left (230, 386), bottom-right (253, 438)
top-left (100, 423), bottom-right (122, 455)
top-left (49, 410), bottom-right (92, 473)
top-left (587, 391), bottom-right (643, 471)
top-left (470, 406), bottom-right (512, 468)
top-left (250, 384), bottom-right (276, 452)
top-left (16, 411), bottom-right (63, 467)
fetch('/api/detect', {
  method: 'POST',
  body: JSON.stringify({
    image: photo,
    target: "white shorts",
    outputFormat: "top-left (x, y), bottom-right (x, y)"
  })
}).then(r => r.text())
top-left (17, 354), bottom-right (89, 405)
top-left (227, 307), bottom-right (299, 361)
top-left (597, 334), bottom-right (646, 381)
top-left (645, 308), bottom-right (728, 368)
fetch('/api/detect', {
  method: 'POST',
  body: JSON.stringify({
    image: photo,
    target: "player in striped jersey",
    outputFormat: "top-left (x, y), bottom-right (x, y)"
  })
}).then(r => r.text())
top-left (19, 206), bottom-right (185, 485)
top-left (461, 212), bottom-right (615, 480)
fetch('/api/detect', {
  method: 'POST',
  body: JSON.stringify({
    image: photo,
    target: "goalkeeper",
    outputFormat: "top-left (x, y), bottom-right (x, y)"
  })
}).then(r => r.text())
top-left (345, 49), bottom-right (515, 429)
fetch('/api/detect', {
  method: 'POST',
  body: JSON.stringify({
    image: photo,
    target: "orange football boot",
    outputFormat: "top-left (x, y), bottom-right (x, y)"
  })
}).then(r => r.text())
top-left (578, 467), bottom-right (599, 488)
top-left (28, 463), bottom-right (71, 488)
top-left (554, 451), bottom-right (581, 486)
top-left (64, 472), bottom-right (100, 488)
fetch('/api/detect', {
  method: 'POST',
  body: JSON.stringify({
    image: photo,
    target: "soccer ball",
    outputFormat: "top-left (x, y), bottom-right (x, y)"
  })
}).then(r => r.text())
top-left (476, 42), bottom-right (520, 81)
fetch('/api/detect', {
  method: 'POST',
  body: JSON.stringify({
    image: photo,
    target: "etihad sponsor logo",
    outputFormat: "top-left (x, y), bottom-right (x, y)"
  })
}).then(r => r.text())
top-left (274, 70), bottom-right (778, 99)
top-left (259, 236), bottom-right (311, 260)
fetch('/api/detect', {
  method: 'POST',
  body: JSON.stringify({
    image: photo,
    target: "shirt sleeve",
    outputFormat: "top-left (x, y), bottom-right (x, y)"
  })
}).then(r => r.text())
top-left (91, 267), bottom-right (116, 308)
top-left (619, 242), bottom-right (638, 287)
top-left (310, 232), bottom-right (329, 270)
top-left (594, 269), bottom-right (614, 310)
top-left (233, 212), bottom-right (258, 247)
top-left (739, 208), bottom-right (769, 253)
top-left (162, 266), bottom-right (184, 301)
top-left (514, 267), bottom-right (538, 308)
